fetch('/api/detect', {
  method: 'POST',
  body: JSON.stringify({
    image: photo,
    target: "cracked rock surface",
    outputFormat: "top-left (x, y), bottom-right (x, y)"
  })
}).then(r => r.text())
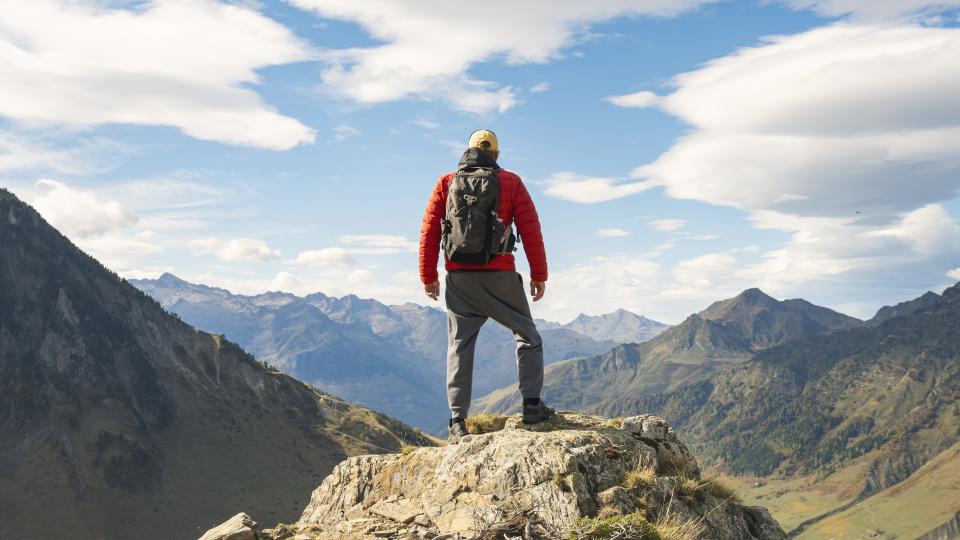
top-left (202, 413), bottom-right (786, 540)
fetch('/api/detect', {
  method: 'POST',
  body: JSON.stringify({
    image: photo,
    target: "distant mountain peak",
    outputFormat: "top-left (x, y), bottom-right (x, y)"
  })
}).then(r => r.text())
top-left (733, 287), bottom-right (776, 304)
top-left (562, 309), bottom-right (669, 344)
top-left (156, 271), bottom-right (186, 284)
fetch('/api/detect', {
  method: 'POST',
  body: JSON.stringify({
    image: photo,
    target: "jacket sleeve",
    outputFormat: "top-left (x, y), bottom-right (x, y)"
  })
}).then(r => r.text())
top-left (512, 177), bottom-right (548, 282)
top-left (418, 175), bottom-right (447, 284)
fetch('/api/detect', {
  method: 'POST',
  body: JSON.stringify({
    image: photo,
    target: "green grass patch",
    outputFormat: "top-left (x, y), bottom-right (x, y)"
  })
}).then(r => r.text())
top-left (568, 511), bottom-right (659, 540)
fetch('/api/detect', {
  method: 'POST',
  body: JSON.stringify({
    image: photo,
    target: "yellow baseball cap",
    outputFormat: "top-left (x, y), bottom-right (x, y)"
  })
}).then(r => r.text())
top-left (468, 129), bottom-right (498, 153)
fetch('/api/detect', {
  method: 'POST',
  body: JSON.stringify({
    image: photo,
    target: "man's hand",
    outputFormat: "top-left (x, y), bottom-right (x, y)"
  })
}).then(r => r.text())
top-left (424, 280), bottom-right (440, 301)
top-left (530, 280), bottom-right (546, 302)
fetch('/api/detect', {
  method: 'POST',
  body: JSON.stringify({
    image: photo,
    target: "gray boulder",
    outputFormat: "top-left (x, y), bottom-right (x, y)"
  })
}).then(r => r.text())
top-left (198, 512), bottom-right (259, 540)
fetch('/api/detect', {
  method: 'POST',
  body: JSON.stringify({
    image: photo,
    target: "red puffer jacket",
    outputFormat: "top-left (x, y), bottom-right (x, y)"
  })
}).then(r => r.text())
top-left (419, 165), bottom-right (547, 285)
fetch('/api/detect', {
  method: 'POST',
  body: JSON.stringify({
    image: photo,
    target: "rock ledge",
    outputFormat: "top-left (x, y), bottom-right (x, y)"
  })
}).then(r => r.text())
top-left (200, 413), bottom-right (786, 540)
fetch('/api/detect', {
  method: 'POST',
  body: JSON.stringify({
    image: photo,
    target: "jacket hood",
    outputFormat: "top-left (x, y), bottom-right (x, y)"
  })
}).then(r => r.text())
top-left (457, 147), bottom-right (500, 171)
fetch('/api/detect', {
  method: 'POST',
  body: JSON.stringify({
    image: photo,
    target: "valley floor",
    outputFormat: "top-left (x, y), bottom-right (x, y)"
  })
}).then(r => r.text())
top-left (718, 441), bottom-right (960, 539)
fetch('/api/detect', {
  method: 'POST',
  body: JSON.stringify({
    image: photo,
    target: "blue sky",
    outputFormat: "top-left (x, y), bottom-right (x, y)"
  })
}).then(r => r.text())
top-left (2, 0), bottom-right (959, 323)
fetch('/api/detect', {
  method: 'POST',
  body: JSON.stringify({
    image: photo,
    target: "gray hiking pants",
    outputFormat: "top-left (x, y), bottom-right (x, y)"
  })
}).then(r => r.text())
top-left (445, 271), bottom-right (543, 419)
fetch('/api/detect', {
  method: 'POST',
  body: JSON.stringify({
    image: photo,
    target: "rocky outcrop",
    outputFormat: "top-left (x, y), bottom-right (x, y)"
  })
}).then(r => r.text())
top-left (199, 513), bottom-right (259, 540)
top-left (202, 413), bottom-right (786, 539)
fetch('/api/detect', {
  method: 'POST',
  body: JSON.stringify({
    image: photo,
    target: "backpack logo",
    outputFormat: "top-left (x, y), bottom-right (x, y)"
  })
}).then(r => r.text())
top-left (441, 167), bottom-right (515, 265)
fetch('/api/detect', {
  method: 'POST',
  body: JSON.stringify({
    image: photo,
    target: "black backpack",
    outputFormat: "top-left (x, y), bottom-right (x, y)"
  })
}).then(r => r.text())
top-left (441, 163), bottom-right (516, 265)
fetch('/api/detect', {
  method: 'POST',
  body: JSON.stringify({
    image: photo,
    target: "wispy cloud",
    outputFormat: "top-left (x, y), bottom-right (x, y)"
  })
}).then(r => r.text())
top-left (781, 0), bottom-right (960, 20)
top-left (530, 81), bottom-right (551, 93)
top-left (413, 119), bottom-right (440, 129)
top-left (542, 171), bottom-right (651, 204)
top-left (595, 228), bottom-right (631, 237)
top-left (647, 218), bottom-right (686, 232)
top-left (332, 125), bottom-right (361, 142)
top-left (289, 0), bottom-right (716, 114)
top-left (339, 234), bottom-right (418, 254)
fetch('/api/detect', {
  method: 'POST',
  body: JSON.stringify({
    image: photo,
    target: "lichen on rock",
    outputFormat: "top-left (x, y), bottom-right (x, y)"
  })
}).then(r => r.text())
top-left (201, 413), bottom-right (786, 540)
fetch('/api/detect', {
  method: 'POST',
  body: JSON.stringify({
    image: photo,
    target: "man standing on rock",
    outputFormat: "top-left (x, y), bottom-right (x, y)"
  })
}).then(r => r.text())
top-left (419, 129), bottom-right (555, 444)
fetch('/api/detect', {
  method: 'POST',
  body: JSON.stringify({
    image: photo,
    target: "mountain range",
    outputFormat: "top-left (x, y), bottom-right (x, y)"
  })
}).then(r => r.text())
top-left (132, 274), bottom-right (668, 433)
top-left (475, 287), bottom-right (861, 415)
top-left (628, 285), bottom-right (960, 535)
top-left (0, 188), bottom-right (429, 540)
top-left (476, 278), bottom-right (958, 536)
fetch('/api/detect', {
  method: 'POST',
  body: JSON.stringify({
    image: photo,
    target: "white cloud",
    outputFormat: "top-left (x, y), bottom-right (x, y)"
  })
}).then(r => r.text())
top-left (332, 125), bottom-right (360, 142)
top-left (536, 254), bottom-right (664, 322)
top-left (100, 178), bottom-right (226, 213)
top-left (295, 247), bottom-right (355, 267)
top-left (0, 0), bottom-right (315, 150)
top-left (338, 234), bottom-right (418, 254)
top-left (32, 179), bottom-right (137, 238)
top-left (191, 237), bottom-right (281, 262)
top-left (647, 218), bottom-right (686, 232)
top-left (596, 228), bottom-right (632, 237)
top-left (871, 204), bottom-right (960, 256)
top-left (288, 0), bottom-right (716, 114)
top-left (948, 268), bottom-right (960, 280)
top-left (530, 81), bottom-right (551, 93)
top-left (619, 23), bottom-right (960, 296)
top-left (605, 90), bottom-right (661, 108)
top-left (663, 253), bottom-right (741, 299)
top-left (542, 171), bottom-right (652, 203)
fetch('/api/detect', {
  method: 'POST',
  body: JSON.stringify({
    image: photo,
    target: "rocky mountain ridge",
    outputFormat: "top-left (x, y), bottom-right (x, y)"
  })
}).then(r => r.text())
top-left (200, 413), bottom-right (787, 540)
top-left (0, 188), bottom-right (429, 540)
top-left (635, 283), bottom-right (960, 483)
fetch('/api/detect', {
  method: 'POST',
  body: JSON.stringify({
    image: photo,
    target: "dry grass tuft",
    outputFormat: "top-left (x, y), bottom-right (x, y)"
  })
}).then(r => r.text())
top-left (650, 493), bottom-right (705, 540)
top-left (678, 476), bottom-right (702, 496)
top-left (623, 465), bottom-right (658, 490)
top-left (651, 512), bottom-right (703, 540)
top-left (595, 506), bottom-right (622, 520)
top-left (466, 414), bottom-right (509, 434)
top-left (603, 418), bottom-right (623, 429)
top-left (399, 444), bottom-right (417, 456)
top-left (699, 477), bottom-right (741, 503)
top-left (675, 475), bottom-right (741, 503)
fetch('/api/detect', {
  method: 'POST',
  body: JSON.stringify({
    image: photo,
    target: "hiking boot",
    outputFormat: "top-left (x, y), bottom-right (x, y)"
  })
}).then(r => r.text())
top-left (522, 399), bottom-right (556, 424)
top-left (448, 419), bottom-right (469, 445)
